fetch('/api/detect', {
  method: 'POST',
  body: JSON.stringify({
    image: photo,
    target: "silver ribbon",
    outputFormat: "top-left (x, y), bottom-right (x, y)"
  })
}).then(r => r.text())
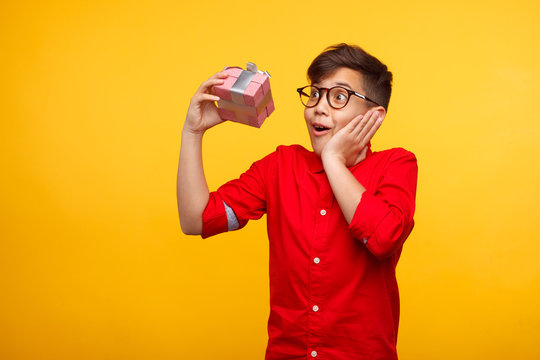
top-left (230, 70), bottom-right (256, 105)
top-left (218, 90), bottom-right (272, 116)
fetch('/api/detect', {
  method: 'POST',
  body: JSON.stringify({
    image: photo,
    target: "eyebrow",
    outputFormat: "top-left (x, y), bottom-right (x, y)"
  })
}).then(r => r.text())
top-left (313, 81), bottom-right (354, 90)
top-left (333, 81), bottom-right (353, 89)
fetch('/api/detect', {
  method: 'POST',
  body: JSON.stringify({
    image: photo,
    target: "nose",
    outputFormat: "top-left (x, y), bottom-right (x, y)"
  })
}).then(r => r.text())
top-left (313, 89), bottom-right (330, 115)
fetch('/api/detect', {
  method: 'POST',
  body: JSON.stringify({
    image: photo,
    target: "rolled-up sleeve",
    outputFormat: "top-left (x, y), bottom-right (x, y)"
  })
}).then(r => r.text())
top-left (201, 192), bottom-right (229, 238)
top-left (348, 149), bottom-right (418, 260)
top-left (201, 150), bottom-right (276, 239)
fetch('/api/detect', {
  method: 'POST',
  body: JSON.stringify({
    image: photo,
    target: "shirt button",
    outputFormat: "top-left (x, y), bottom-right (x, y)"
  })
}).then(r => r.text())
top-left (312, 305), bottom-right (319, 312)
top-left (320, 209), bottom-right (327, 216)
top-left (363, 238), bottom-right (368, 244)
top-left (311, 350), bottom-right (318, 357)
top-left (313, 257), bottom-right (320, 264)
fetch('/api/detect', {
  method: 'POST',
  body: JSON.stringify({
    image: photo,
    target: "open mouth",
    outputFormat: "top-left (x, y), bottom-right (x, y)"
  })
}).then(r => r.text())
top-left (313, 124), bottom-right (331, 135)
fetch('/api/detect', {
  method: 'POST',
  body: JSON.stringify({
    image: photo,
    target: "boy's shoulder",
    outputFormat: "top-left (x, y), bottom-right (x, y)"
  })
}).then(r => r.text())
top-left (252, 144), bottom-right (308, 167)
top-left (266, 144), bottom-right (312, 161)
top-left (367, 147), bottom-right (418, 171)
top-left (276, 144), bottom-right (321, 163)
top-left (371, 146), bottom-right (416, 160)
top-left (255, 144), bottom-right (317, 172)
top-left (276, 144), bottom-right (311, 154)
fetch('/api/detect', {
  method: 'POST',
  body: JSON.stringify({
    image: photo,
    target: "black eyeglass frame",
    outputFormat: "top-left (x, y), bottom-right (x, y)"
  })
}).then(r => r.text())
top-left (296, 85), bottom-right (381, 109)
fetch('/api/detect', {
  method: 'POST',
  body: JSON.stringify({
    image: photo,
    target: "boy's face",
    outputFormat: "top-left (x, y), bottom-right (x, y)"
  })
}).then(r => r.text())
top-left (304, 67), bottom-right (374, 157)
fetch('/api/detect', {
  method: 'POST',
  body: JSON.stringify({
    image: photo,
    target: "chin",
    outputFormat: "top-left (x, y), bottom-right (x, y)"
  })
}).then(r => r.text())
top-left (307, 129), bottom-right (325, 156)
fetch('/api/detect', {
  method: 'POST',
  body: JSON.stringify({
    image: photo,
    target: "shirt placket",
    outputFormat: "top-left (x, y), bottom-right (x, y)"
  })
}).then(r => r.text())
top-left (307, 173), bottom-right (334, 359)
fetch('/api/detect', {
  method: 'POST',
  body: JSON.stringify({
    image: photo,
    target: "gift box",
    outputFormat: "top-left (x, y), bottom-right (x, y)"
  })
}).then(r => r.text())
top-left (213, 62), bottom-right (275, 128)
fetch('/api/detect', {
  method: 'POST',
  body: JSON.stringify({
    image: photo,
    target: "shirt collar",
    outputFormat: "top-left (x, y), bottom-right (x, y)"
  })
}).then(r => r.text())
top-left (306, 142), bottom-right (373, 173)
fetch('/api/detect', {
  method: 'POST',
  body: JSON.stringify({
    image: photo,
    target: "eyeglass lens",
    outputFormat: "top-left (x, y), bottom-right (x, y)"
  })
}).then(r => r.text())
top-left (300, 86), bottom-right (350, 109)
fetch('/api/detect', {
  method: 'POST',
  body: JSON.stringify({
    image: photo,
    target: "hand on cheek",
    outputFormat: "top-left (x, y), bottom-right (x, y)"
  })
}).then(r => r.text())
top-left (322, 109), bottom-right (384, 167)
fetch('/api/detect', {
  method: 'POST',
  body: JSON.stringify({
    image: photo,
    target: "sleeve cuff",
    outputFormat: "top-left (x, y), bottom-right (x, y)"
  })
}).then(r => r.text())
top-left (348, 191), bottom-right (391, 241)
top-left (201, 192), bottom-right (229, 239)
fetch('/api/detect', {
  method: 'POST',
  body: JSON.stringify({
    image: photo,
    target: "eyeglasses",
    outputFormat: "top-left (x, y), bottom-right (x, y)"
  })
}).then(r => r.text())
top-left (296, 85), bottom-right (380, 109)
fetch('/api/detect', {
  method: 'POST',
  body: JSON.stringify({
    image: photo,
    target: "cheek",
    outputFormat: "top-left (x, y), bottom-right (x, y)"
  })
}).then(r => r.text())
top-left (335, 105), bottom-right (367, 129)
top-left (304, 108), bottom-right (316, 127)
top-left (333, 112), bottom-right (354, 131)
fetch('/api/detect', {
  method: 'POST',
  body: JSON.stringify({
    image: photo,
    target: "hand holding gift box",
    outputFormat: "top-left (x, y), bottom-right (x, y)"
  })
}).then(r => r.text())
top-left (213, 62), bottom-right (275, 128)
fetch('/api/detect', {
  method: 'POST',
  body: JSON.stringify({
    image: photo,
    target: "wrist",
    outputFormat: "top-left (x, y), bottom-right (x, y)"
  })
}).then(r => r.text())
top-left (321, 150), bottom-right (346, 169)
top-left (181, 128), bottom-right (205, 145)
top-left (182, 126), bottom-right (205, 139)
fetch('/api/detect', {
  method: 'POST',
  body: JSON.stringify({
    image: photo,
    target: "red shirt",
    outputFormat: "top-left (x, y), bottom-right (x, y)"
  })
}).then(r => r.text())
top-left (202, 144), bottom-right (418, 360)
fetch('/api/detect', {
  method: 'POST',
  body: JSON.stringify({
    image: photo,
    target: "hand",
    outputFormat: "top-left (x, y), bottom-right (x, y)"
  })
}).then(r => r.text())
top-left (321, 109), bottom-right (384, 167)
top-left (183, 71), bottom-right (228, 135)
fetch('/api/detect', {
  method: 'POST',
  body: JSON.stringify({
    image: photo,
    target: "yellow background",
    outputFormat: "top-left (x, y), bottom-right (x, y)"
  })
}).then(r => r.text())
top-left (1, 0), bottom-right (539, 359)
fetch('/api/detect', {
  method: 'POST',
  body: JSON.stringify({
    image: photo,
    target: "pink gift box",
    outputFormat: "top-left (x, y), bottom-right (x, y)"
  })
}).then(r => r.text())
top-left (213, 63), bottom-right (275, 128)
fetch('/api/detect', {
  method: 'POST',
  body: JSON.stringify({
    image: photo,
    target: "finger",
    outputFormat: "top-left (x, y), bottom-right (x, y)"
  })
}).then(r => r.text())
top-left (213, 71), bottom-right (229, 78)
top-left (359, 115), bottom-right (383, 147)
top-left (195, 93), bottom-right (221, 103)
top-left (351, 111), bottom-right (371, 136)
top-left (208, 70), bottom-right (229, 81)
top-left (196, 77), bottom-right (227, 95)
top-left (195, 70), bottom-right (229, 93)
top-left (356, 110), bottom-right (378, 138)
top-left (346, 114), bottom-right (364, 133)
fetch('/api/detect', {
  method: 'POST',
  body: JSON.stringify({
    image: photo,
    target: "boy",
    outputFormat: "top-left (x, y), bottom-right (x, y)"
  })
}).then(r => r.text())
top-left (177, 43), bottom-right (418, 360)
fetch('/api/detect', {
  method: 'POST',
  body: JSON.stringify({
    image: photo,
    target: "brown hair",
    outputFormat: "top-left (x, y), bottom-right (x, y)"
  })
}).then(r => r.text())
top-left (307, 43), bottom-right (393, 111)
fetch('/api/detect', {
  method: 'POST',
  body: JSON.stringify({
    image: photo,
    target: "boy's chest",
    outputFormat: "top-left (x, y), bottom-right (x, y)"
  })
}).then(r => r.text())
top-left (272, 160), bottom-right (381, 208)
top-left (264, 158), bottom-right (380, 278)
top-left (266, 159), bottom-right (382, 238)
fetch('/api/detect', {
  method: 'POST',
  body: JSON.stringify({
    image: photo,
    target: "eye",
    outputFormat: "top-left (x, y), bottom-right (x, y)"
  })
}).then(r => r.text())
top-left (331, 89), bottom-right (349, 103)
top-left (310, 90), bottom-right (320, 99)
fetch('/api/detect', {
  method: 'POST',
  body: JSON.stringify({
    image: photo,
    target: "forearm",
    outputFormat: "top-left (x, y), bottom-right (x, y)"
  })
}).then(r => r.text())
top-left (177, 129), bottom-right (210, 235)
top-left (322, 156), bottom-right (366, 224)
